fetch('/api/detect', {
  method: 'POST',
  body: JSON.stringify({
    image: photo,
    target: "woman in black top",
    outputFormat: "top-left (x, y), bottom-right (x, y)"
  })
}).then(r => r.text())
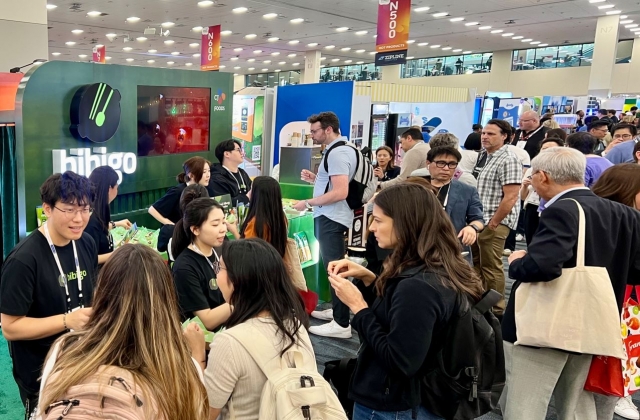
top-left (373, 146), bottom-right (401, 182)
top-left (148, 156), bottom-right (211, 226)
top-left (327, 184), bottom-right (484, 420)
top-left (86, 166), bottom-right (132, 265)
top-left (171, 198), bottom-right (231, 331)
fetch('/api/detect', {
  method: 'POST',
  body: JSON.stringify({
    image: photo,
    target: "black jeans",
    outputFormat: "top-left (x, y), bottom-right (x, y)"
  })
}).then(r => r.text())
top-left (18, 384), bottom-right (38, 420)
top-left (315, 215), bottom-right (349, 327)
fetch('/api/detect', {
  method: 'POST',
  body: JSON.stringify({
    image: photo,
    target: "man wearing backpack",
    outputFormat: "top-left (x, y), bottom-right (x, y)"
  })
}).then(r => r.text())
top-left (294, 111), bottom-right (357, 339)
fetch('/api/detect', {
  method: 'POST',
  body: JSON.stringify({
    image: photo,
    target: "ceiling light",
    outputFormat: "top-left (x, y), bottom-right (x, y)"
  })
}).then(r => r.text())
top-left (147, 60), bottom-right (155, 63)
top-left (325, 45), bottom-right (335, 49)
top-left (414, 6), bottom-right (430, 12)
top-left (263, 13), bottom-right (278, 19)
top-left (272, 69), bottom-right (280, 72)
top-left (248, 58), bottom-right (255, 62)
top-left (279, 61), bottom-right (286, 64)
top-left (407, 40), bottom-right (415, 44)
top-left (606, 10), bottom-right (622, 14)
top-left (465, 22), bottom-right (479, 26)
top-left (268, 37), bottom-right (279, 42)
top-left (627, 24), bottom-right (639, 28)
top-left (373, 35), bottom-right (377, 38)
top-left (87, 11), bottom-right (102, 17)
top-left (356, 61), bottom-right (364, 64)
top-left (288, 53), bottom-right (296, 57)
top-left (46, 4), bottom-right (57, 10)
top-left (71, 29), bottom-right (83, 34)
top-left (479, 26), bottom-right (491, 30)
top-left (221, 30), bottom-right (233, 36)
top-left (336, 27), bottom-right (349, 32)
top-left (78, 54), bottom-right (87, 58)
top-left (271, 52), bottom-right (280, 56)
top-left (442, 47), bottom-right (452, 50)
top-left (290, 18), bottom-right (305, 23)
top-left (356, 30), bottom-right (368, 35)
top-left (341, 47), bottom-right (351, 51)
top-left (288, 40), bottom-right (299, 45)
top-left (231, 57), bottom-right (239, 61)
top-left (254, 49), bottom-right (263, 53)
top-left (621, 15), bottom-right (628, 18)
top-left (530, 41), bottom-right (541, 44)
top-left (190, 43), bottom-right (199, 47)
top-left (344, 60), bottom-right (352, 63)
top-left (126, 16), bottom-right (140, 22)
top-left (126, 58), bottom-right (134, 62)
top-left (406, 56), bottom-right (414, 59)
top-left (164, 40), bottom-right (175, 45)
top-left (538, 44), bottom-right (549, 47)
top-left (136, 37), bottom-right (147, 41)
top-left (418, 42), bottom-right (428, 46)
top-left (185, 63), bottom-right (193, 66)
top-left (589, 0), bottom-right (606, 2)
top-left (262, 68), bottom-right (269, 71)
top-left (450, 17), bottom-right (465, 22)
top-left (232, 48), bottom-right (242, 52)
top-left (245, 34), bottom-right (257, 39)
top-left (105, 56), bottom-right (111, 60)
top-left (248, 67), bottom-right (255, 70)
top-left (106, 33), bottom-right (117, 39)
top-left (631, 27), bottom-right (640, 31)
top-left (502, 33), bottom-right (514, 37)
top-left (430, 44), bottom-right (441, 48)
top-left (453, 49), bottom-right (462, 52)
top-left (433, 12), bottom-right (449, 18)
top-left (193, 53), bottom-right (201, 57)
top-left (65, 41), bottom-right (76, 45)
top-left (521, 38), bottom-right (533, 42)
top-left (512, 36), bottom-right (523, 39)
top-left (234, 66), bottom-right (241, 69)
top-left (369, 51), bottom-right (376, 55)
top-left (233, 7), bottom-right (248, 13)
top-left (51, 52), bottom-right (61, 56)
top-left (491, 29), bottom-right (503, 33)
top-left (161, 22), bottom-right (175, 28)
top-left (621, 20), bottom-right (634, 24)
top-left (598, 4), bottom-right (615, 9)
top-left (198, 0), bottom-right (214, 6)
top-left (167, 61), bottom-right (175, 65)
top-left (308, 42), bottom-right (318, 47)
top-left (264, 60), bottom-right (271, 63)
top-left (148, 49), bottom-right (157, 53)
top-left (171, 52), bottom-right (180, 55)
top-left (193, 26), bottom-right (203, 32)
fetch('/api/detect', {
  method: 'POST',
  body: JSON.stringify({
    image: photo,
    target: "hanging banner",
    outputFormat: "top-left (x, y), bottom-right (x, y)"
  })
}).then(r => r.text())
top-left (375, 0), bottom-right (411, 66)
top-left (92, 45), bottom-right (106, 64)
top-left (201, 25), bottom-right (221, 71)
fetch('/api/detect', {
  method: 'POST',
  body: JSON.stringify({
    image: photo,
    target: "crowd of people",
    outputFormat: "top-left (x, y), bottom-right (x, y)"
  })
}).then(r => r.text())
top-left (0, 109), bottom-right (639, 420)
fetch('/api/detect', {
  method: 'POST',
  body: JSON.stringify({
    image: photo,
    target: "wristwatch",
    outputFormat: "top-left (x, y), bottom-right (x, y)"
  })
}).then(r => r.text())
top-left (468, 224), bottom-right (480, 233)
top-left (110, 221), bottom-right (116, 229)
top-left (304, 201), bottom-right (313, 210)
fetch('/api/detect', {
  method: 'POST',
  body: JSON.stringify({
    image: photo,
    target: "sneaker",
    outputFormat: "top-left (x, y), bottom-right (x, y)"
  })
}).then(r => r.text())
top-left (515, 234), bottom-right (525, 242)
top-left (311, 308), bottom-right (333, 321)
top-left (615, 396), bottom-right (640, 420)
top-left (308, 320), bottom-right (352, 339)
top-left (503, 249), bottom-right (513, 257)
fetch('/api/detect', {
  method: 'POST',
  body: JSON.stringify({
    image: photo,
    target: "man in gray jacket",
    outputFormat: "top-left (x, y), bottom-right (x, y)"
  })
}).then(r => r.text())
top-left (379, 128), bottom-right (430, 189)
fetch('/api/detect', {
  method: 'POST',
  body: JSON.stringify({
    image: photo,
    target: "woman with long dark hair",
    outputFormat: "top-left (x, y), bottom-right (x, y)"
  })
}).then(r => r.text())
top-left (148, 156), bottom-right (211, 225)
top-left (593, 163), bottom-right (640, 209)
top-left (86, 166), bottom-right (132, 265)
top-left (171, 198), bottom-right (231, 330)
top-left (327, 183), bottom-right (484, 420)
top-left (373, 146), bottom-right (400, 182)
top-left (37, 244), bottom-right (208, 420)
top-left (204, 239), bottom-right (314, 419)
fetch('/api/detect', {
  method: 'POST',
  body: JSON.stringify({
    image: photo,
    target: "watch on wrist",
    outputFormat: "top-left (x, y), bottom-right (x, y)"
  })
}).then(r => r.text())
top-left (110, 221), bottom-right (116, 229)
top-left (468, 224), bottom-right (480, 233)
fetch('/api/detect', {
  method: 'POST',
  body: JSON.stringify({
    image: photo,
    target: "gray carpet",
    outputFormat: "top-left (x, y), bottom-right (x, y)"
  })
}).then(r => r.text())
top-left (308, 241), bottom-right (634, 419)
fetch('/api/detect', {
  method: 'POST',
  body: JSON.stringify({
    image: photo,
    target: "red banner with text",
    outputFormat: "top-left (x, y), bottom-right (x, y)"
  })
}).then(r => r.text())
top-left (375, 0), bottom-right (411, 66)
top-left (92, 45), bottom-right (106, 64)
top-left (201, 25), bottom-right (221, 71)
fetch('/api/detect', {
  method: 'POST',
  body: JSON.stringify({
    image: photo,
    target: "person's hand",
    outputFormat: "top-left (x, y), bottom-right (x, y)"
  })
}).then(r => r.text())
top-left (293, 200), bottom-right (308, 211)
top-left (373, 167), bottom-right (384, 179)
top-left (487, 220), bottom-right (499, 231)
top-left (328, 258), bottom-right (374, 281)
top-left (225, 219), bottom-right (239, 236)
top-left (115, 219), bottom-right (133, 229)
top-left (522, 178), bottom-right (532, 187)
top-left (458, 226), bottom-right (478, 246)
top-left (183, 323), bottom-right (206, 362)
top-left (328, 274), bottom-right (368, 314)
top-left (508, 250), bottom-right (527, 264)
top-left (300, 169), bottom-right (316, 184)
top-left (605, 139), bottom-right (624, 152)
top-left (66, 308), bottom-right (93, 330)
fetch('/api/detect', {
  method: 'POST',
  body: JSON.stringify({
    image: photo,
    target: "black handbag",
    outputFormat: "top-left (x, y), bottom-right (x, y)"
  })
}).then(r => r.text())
top-left (323, 358), bottom-right (357, 419)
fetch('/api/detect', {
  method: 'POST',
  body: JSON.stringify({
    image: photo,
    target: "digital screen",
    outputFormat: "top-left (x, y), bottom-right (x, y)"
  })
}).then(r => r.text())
top-left (137, 86), bottom-right (211, 156)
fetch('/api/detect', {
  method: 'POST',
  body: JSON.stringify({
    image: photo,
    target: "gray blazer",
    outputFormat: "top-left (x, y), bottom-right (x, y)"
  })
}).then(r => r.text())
top-left (444, 179), bottom-right (484, 242)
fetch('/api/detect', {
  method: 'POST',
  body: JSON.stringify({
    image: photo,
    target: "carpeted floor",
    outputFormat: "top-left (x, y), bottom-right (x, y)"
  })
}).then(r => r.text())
top-left (0, 242), bottom-right (636, 419)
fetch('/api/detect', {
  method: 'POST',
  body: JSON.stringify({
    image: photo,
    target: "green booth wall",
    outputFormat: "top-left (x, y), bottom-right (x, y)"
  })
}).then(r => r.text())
top-left (14, 61), bottom-right (233, 237)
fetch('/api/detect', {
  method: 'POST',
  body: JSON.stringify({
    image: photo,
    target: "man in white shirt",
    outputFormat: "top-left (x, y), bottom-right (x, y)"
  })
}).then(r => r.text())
top-left (379, 128), bottom-right (430, 189)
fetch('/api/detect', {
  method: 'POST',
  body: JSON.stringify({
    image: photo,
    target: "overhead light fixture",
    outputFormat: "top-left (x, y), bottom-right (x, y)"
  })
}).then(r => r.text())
top-left (262, 68), bottom-right (268, 71)
top-left (231, 57), bottom-right (239, 61)
top-left (626, 24), bottom-right (638, 28)
top-left (331, 58), bottom-right (340, 62)
top-left (198, 0), bottom-right (214, 6)
top-left (167, 61), bottom-right (175, 65)
top-left (341, 47), bottom-right (351, 51)
top-left (126, 58), bottom-right (134, 62)
top-left (530, 41), bottom-right (541, 44)
top-left (453, 49), bottom-right (462, 52)
top-left (87, 11), bottom-right (102, 17)
top-left (263, 13), bottom-right (278, 18)
top-left (164, 40), bottom-right (175, 45)
top-left (538, 44), bottom-right (549, 47)
top-left (502, 33), bottom-right (514, 37)
top-left (512, 36), bottom-right (524, 39)
top-left (147, 59), bottom-right (155, 63)
top-left (598, 4), bottom-right (615, 9)
top-left (344, 60), bottom-right (352, 63)
top-left (71, 29), bottom-right (83, 34)
top-left (192, 26), bottom-right (203, 32)
top-left (248, 67), bottom-right (255, 70)
top-left (414, 6), bottom-right (431, 12)
top-left (136, 37), bottom-right (147, 41)
top-left (46, 4), bottom-right (57, 10)
top-left (185, 63), bottom-right (193, 66)
top-left (336, 27), bottom-right (349, 32)
top-left (271, 52), bottom-right (280, 55)
top-left (463, 50), bottom-right (472, 54)
top-left (190, 43), bottom-right (199, 47)
top-left (268, 37), bottom-right (279, 42)
top-left (51, 52), bottom-right (61, 56)
top-left (161, 22), bottom-right (175, 28)
top-left (78, 54), bottom-right (87, 58)
top-left (234, 48), bottom-right (243, 52)
top-left (521, 38), bottom-right (533, 42)
top-left (148, 49), bottom-right (158, 53)
top-left (621, 20), bottom-right (634, 24)
top-left (221, 30), bottom-right (233, 36)
top-left (369, 51), bottom-right (376, 55)
top-left (233, 7), bottom-right (248, 13)
top-left (288, 53), bottom-right (297, 57)
top-left (465, 22), bottom-right (479, 26)
top-left (307, 42), bottom-right (319, 47)
top-left (606, 10), bottom-right (621, 14)
top-left (290, 18), bottom-right (305, 23)
top-left (406, 56), bottom-right (414, 59)
top-left (279, 61), bottom-right (286, 64)
top-left (65, 41), bottom-right (76, 45)
top-left (248, 58), bottom-right (255, 62)
top-left (171, 51), bottom-right (180, 55)
top-left (407, 40), bottom-right (415, 44)
top-left (288, 40), bottom-right (299, 45)
top-left (479, 26), bottom-right (491, 30)
top-left (127, 16), bottom-right (140, 22)
top-left (320, 57), bottom-right (326, 60)
top-left (621, 15), bottom-right (628, 18)
top-left (254, 49), bottom-right (263, 53)
top-left (356, 49), bottom-right (366, 53)
top-left (356, 30), bottom-right (368, 35)
top-left (433, 12), bottom-right (449, 18)
top-left (418, 42), bottom-right (428, 46)
top-left (450, 17), bottom-right (465, 22)
top-left (356, 61), bottom-right (364, 64)
top-left (234, 66), bottom-right (241, 69)
top-left (245, 33), bottom-right (257, 39)
top-left (325, 45), bottom-right (335, 49)
top-left (589, 0), bottom-right (606, 2)
top-left (491, 29), bottom-right (504, 33)
top-left (264, 60), bottom-right (271, 63)
top-left (631, 27), bottom-right (640, 31)
top-left (105, 56), bottom-right (111, 60)
top-left (430, 44), bottom-right (441, 48)
top-left (442, 47), bottom-right (452, 50)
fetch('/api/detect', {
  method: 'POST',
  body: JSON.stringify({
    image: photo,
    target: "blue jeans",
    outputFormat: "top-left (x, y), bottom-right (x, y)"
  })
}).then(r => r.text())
top-left (353, 403), bottom-right (444, 420)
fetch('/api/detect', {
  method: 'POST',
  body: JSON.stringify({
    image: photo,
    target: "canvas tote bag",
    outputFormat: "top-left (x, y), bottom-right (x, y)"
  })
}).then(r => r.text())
top-left (514, 198), bottom-right (624, 359)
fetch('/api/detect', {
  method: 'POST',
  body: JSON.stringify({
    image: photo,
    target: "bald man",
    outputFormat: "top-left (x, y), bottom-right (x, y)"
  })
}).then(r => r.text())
top-left (511, 111), bottom-right (549, 159)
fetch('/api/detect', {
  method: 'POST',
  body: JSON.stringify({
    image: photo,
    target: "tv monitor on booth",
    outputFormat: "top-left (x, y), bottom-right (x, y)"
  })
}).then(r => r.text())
top-left (137, 86), bottom-right (211, 157)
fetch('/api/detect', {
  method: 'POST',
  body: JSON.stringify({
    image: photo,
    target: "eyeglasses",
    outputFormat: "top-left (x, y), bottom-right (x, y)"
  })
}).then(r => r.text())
top-left (613, 134), bottom-right (633, 140)
top-left (433, 161), bottom-right (458, 169)
top-left (54, 206), bottom-right (92, 219)
top-left (309, 128), bottom-right (324, 135)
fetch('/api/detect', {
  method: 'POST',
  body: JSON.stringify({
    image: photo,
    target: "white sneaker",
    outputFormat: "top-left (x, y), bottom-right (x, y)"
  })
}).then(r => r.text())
top-left (311, 308), bottom-right (333, 321)
top-left (515, 234), bottom-right (525, 242)
top-left (308, 320), bottom-right (352, 339)
top-left (615, 396), bottom-right (640, 420)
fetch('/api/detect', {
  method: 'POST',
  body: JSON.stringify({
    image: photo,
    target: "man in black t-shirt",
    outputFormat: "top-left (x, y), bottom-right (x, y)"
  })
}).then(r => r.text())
top-left (0, 171), bottom-right (98, 417)
top-left (511, 111), bottom-right (548, 159)
top-left (208, 139), bottom-right (252, 206)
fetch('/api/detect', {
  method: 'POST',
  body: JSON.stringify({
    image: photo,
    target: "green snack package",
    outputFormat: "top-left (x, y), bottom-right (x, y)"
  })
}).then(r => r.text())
top-left (182, 316), bottom-right (215, 343)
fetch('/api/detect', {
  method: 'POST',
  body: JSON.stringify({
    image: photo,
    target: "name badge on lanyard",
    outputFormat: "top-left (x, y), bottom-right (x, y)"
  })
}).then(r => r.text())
top-left (517, 141), bottom-right (527, 149)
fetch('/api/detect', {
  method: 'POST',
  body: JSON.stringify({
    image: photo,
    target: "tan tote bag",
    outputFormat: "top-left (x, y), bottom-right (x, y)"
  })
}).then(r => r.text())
top-left (285, 238), bottom-right (308, 292)
top-left (514, 199), bottom-right (624, 359)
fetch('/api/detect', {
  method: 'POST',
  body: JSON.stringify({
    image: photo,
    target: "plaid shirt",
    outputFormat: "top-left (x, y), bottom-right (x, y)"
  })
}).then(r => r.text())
top-left (475, 145), bottom-right (522, 229)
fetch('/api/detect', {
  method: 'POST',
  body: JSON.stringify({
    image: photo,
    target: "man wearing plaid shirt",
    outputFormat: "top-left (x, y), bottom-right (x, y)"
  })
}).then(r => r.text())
top-left (471, 119), bottom-right (522, 318)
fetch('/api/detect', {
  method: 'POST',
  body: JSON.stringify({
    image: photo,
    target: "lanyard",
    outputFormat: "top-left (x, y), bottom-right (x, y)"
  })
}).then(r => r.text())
top-left (222, 166), bottom-right (247, 194)
top-left (437, 183), bottom-right (451, 210)
top-left (191, 243), bottom-right (220, 290)
top-left (520, 125), bottom-right (543, 141)
top-left (43, 222), bottom-right (84, 313)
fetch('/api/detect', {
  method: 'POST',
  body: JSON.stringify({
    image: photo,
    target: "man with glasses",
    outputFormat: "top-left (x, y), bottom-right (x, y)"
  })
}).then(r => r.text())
top-left (588, 120), bottom-right (610, 155)
top-left (0, 171), bottom-right (97, 418)
top-left (603, 123), bottom-right (639, 164)
top-left (209, 139), bottom-right (252, 206)
top-left (511, 110), bottom-right (548, 160)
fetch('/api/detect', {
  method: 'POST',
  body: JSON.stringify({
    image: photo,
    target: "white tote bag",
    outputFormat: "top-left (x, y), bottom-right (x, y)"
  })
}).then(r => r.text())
top-left (514, 199), bottom-right (624, 359)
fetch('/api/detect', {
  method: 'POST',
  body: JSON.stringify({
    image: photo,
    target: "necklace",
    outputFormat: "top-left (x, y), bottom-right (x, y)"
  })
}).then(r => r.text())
top-left (191, 243), bottom-right (219, 290)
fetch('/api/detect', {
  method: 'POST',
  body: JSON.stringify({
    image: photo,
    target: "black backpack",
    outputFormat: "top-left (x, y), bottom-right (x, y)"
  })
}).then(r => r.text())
top-left (421, 290), bottom-right (505, 420)
top-left (323, 141), bottom-right (376, 210)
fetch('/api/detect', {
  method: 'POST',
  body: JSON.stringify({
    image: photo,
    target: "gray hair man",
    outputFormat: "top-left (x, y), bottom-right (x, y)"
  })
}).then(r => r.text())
top-left (512, 110), bottom-right (548, 159)
top-left (500, 147), bottom-right (640, 420)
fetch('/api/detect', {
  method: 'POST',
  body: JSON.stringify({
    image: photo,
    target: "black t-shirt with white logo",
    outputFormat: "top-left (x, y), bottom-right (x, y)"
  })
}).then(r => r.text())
top-left (0, 230), bottom-right (98, 394)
